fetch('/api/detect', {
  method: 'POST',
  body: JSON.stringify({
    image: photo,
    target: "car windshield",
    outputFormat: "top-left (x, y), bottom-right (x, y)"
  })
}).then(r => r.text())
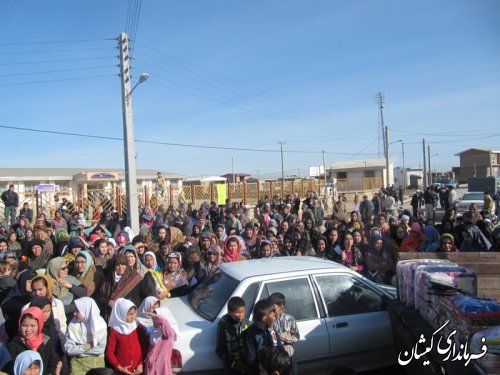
top-left (188, 268), bottom-right (239, 321)
top-left (462, 193), bottom-right (484, 201)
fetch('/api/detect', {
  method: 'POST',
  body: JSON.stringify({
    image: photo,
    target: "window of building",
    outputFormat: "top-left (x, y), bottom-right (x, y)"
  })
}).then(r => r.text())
top-left (364, 170), bottom-right (375, 178)
top-left (337, 172), bottom-right (347, 179)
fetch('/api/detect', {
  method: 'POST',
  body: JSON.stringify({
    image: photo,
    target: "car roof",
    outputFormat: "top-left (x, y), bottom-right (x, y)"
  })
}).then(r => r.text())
top-left (219, 256), bottom-right (345, 281)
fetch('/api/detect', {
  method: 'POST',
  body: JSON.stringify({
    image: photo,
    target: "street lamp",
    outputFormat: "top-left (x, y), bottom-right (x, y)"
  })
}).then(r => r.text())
top-left (389, 139), bottom-right (403, 189)
top-left (384, 126), bottom-right (401, 188)
top-left (429, 153), bottom-right (439, 185)
top-left (125, 73), bottom-right (149, 100)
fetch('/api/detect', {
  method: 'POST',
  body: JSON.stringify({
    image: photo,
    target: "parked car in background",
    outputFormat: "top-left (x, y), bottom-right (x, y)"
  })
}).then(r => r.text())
top-left (163, 257), bottom-right (397, 374)
top-left (455, 191), bottom-right (495, 213)
top-left (437, 178), bottom-right (459, 188)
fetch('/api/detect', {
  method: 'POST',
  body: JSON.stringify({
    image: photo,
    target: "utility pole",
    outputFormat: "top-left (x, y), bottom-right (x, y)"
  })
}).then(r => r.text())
top-left (322, 150), bottom-right (327, 198)
top-left (489, 149), bottom-right (494, 177)
top-left (119, 32), bottom-right (139, 235)
top-left (279, 141), bottom-right (285, 199)
top-left (385, 126), bottom-right (390, 188)
top-left (376, 92), bottom-right (386, 158)
top-left (232, 157), bottom-right (235, 200)
top-left (428, 144), bottom-right (432, 185)
top-left (402, 142), bottom-right (406, 194)
top-left (422, 139), bottom-right (427, 187)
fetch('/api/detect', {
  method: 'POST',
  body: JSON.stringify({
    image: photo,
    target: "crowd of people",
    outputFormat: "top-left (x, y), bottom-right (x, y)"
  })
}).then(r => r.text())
top-left (0, 183), bottom-right (499, 374)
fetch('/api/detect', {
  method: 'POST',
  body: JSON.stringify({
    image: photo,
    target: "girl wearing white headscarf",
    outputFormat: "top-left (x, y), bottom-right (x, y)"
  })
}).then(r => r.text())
top-left (105, 298), bottom-right (146, 375)
top-left (136, 296), bottom-right (160, 332)
top-left (143, 307), bottom-right (178, 375)
top-left (64, 297), bottom-right (107, 374)
top-left (13, 350), bottom-right (43, 375)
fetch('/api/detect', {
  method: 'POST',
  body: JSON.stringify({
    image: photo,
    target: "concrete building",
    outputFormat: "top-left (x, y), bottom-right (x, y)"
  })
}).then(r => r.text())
top-left (326, 158), bottom-right (395, 191)
top-left (455, 148), bottom-right (500, 183)
top-left (0, 167), bottom-right (185, 194)
top-left (394, 167), bottom-right (424, 189)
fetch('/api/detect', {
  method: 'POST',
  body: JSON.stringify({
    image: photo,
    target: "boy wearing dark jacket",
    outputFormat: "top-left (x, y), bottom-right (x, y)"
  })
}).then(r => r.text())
top-left (216, 296), bottom-right (248, 374)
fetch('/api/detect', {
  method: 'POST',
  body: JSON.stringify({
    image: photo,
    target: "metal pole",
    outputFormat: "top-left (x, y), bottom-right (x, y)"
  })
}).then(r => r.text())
top-left (428, 144), bottom-right (432, 185)
top-left (279, 142), bottom-right (285, 198)
top-left (232, 157), bottom-right (235, 202)
top-left (422, 139), bottom-right (427, 187)
top-left (402, 142), bottom-right (406, 195)
top-left (489, 149), bottom-right (494, 177)
top-left (385, 126), bottom-right (390, 188)
top-left (322, 150), bottom-right (327, 198)
top-left (119, 32), bottom-right (140, 235)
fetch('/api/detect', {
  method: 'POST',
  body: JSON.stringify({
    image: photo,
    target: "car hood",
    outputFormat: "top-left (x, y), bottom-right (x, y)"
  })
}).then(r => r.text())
top-left (162, 295), bottom-right (212, 332)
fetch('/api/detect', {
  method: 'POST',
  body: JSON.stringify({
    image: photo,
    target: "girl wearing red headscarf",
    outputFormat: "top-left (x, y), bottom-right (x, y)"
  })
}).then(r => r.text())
top-left (6, 306), bottom-right (59, 375)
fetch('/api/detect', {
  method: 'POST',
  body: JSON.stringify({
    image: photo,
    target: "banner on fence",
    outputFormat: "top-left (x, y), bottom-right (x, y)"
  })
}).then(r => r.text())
top-left (216, 183), bottom-right (227, 205)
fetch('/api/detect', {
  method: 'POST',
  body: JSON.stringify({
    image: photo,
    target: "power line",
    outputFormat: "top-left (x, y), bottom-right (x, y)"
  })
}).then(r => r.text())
top-left (133, 41), bottom-right (374, 133)
top-left (0, 124), bottom-right (377, 156)
top-left (0, 38), bottom-right (114, 46)
top-left (0, 56), bottom-right (117, 66)
top-left (0, 47), bottom-right (113, 56)
top-left (0, 74), bottom-right (116, 87)
top-left (0, 65), bottom-right (117, 78)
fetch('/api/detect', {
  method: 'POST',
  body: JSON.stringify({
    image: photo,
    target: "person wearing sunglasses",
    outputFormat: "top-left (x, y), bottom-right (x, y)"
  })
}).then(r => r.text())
top-left (46, 257), bottom-right (87, 315)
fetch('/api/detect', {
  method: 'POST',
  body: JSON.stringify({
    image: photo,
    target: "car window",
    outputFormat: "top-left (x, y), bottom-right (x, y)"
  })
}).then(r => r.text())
top-left (188, 269), bottom-right (239, 321)
top-left (462, 193), bottom-right (484, 201)
top-left (314, 274), bottom-right (384, 317)
top-left (260, 277), bottom-right (318, 321)
top-left (240, 282), bottom-right (259, 321)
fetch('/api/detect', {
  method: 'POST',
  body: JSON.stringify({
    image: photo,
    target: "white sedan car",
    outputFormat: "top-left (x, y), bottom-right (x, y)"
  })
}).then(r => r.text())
top-left (455, 191), bottom-right (495, 213)
top-left (163, 257), bottom-right (397, 374)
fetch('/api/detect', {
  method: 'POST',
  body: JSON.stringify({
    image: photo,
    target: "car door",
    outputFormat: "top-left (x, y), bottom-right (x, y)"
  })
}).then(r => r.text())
top-left (256, 276), bottom-right (330, 372)
top-left (313, 273), bottom-right (395, 372)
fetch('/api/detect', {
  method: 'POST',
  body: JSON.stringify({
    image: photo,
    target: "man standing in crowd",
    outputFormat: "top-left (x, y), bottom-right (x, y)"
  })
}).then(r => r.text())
top-left (1, 185), bottom-right (19, 227)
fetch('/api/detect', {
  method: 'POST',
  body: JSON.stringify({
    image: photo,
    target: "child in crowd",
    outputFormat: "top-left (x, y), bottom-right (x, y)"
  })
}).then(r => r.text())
top-left (6, 307), bottom-right (59, 375)
top-left (13, 350), bottom-right (43, 375)
top-left (268, 293), bottom-right (299, 357)
top-left (64, 297), bottom-right (107, 374)
top-left (0, 261), bottom-right (15, 302)
top-left (258, 347), bottom-right (291, 375)
top-left (143, 306), bottom-right (178, 375)
top-left (244, 299), bottom-right (284, 375)
top-left (105, 298), bottom-right (146, 375)
top-left (216, 296), bottom-right (248, 375)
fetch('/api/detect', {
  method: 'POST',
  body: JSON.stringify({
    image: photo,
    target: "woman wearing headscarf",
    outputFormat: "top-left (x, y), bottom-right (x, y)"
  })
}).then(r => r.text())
top-left (460, 224), bottom-right (492, 252)
top-left (105, 298), bottom-right (146, 375)
top-left (314, 235), bottom-right (329, 259)
top-left (387, 224), bottom-right (406, 264)
top-left (6, 307), bottom-right (59, 375)
top-left (25, 297), bottom-right (62, 358)
top-left (7, 231), bottom-right (22, 255)
top-left (401, 223), bottom-right (424, 252)
top-left (13, 350), bottom-right (43, 375)
top-left (64, 297), bottom-right (107, 374)
top-left (45, 257), bottom-right (87, 315)
top-left (440, 233), bottom-right (458, 252)
top-left (364, 235), bottom-right (395, 285)
top-left (184, 245), bottom-right (206, 288)
top-left (162, 252), bottom-right (189, 297)
top-left (123, 246), bottom-right (149, 277)
top-left (96, 254), bottom-right (143, 320)
top-left (22, 240), bottom-right (51, 272)
top-left (241, 223), bottom-right (258, 255)
top-left (324, 228), bottom-right (342, 262)
top-left (420, 226), bottom-right (441, 253)
top-left (71, 251), bottom-right (98, 297)
top-left (222, 236), bottom-right (248, 263)
top-left (292, 227), bottom-right (315, 256)
top-left (203, 244), bottom-right (222, 277)
top-left (143, 251), bottom-right (161, 271)
top-left (26, 275), bottom-right (67, 350)
top-left (1, 269), bottom-right (37, 340)
top-left (339, 232), bottom-right (365, 273)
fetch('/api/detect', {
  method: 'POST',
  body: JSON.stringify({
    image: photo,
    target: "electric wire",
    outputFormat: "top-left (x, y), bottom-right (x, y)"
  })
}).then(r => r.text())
top-left (0, 124), bottom-right (377, 156)
top-left (0, 74), bottom-right (116, 87)
top-left (0, 65), bottom-right (117, 77)
top-left (0, 47), bottom-right (114, 56)
top-left (0, 56), bottom-right (117, 66)
top-left (0, 38), bottom-right (114, 46)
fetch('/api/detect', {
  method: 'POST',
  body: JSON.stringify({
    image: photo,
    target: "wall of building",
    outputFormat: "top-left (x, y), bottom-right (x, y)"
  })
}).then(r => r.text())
top-left (459, 150), bottom-right (491, 180)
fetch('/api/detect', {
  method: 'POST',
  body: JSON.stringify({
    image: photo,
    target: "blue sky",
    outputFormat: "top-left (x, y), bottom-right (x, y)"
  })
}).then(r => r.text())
top-left (1, 0), bottom-right (499, 178)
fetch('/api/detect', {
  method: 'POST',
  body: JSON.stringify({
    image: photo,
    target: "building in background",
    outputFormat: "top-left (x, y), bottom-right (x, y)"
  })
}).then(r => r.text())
top-left (455, 148), bottom-right (500, 183)
top-left (326, 158), bottom-right (394, 191)
top-left (394, 167), bottom-right (424, 189)
top-left (0, 167), bottom-right (184, 194)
